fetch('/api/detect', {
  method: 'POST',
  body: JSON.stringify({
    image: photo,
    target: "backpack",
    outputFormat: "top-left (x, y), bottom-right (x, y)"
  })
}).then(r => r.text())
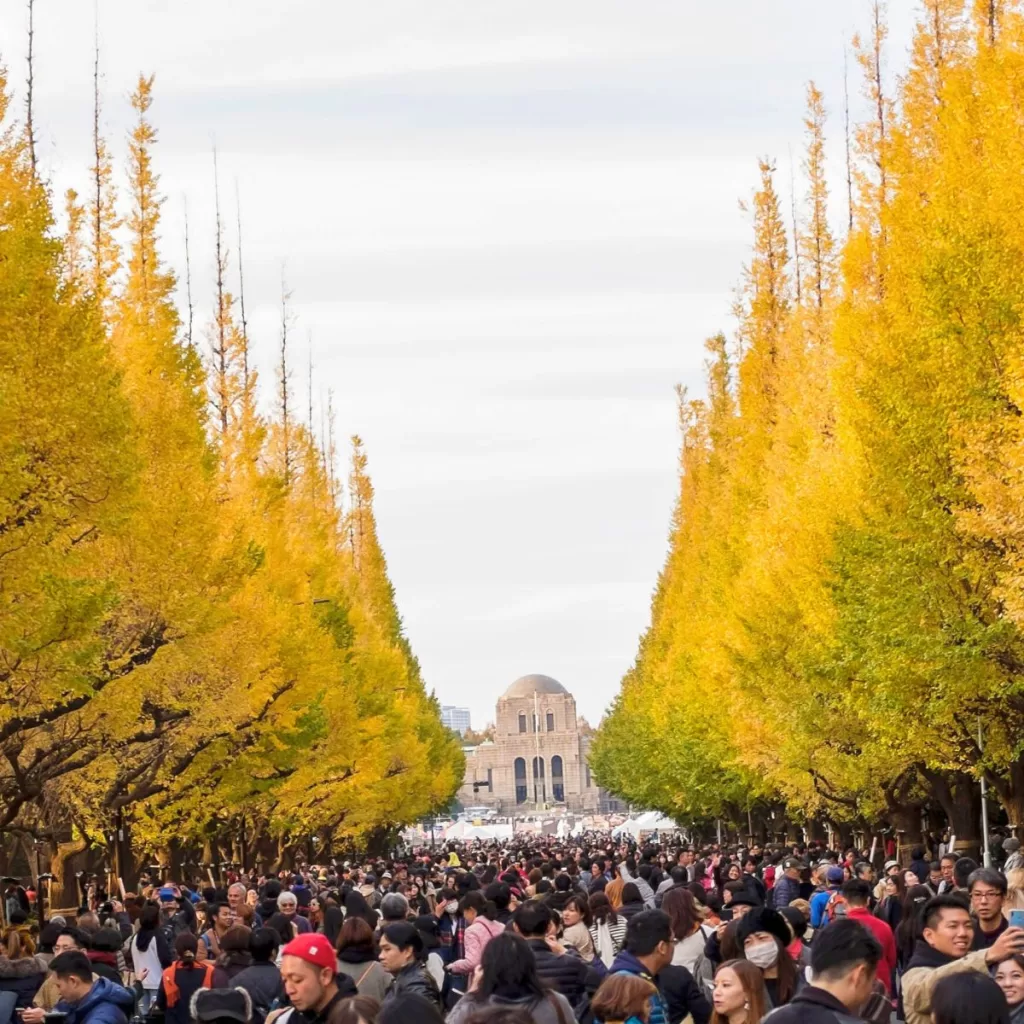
top-left (823, 890), bottom-right (848, 923)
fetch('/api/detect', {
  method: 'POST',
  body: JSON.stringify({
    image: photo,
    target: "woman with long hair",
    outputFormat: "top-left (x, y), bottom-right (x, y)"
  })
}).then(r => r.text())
top-left (619, 884), bottom-right (646, 923)
top-left (345, 890), bottom-right (379, 932)
top-left (591, 972), bottom-right (658, 1024)
top-left (994, 953), bottom-right (1024, 1024)
top-left (0, 928), bottom-right (46, 1010)
top-left (131, 903), bottom-right (173, 1015)
top-left (662, 888), bottom-right (711, 974)
top-left (876, 872), bottom-right (907, 932)
top-left (561, 895), bottom-right (596, 963)
top-left (735, 909), bottom-right (800, 1008)
top-left (589, 892), bottom-right (627, 968)
top-left (710, 960), bottom-right (769, 1024)
top-left (894, 884), bottom-right (932, 971)
top-left (336, 916), bottom-right (392, 1003)
top-left (445, 932), bottom-right (575, 1024)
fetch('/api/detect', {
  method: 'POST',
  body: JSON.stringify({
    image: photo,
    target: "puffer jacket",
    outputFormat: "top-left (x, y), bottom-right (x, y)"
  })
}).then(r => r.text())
top-left (448, 917), bottom-right (506, 975)
top-left (55, 976), bottom-right (134, 1024)
top-left (527, 939), bottom-right (599, 1008)
top-left (0, 955), bottom-right (48, 1008)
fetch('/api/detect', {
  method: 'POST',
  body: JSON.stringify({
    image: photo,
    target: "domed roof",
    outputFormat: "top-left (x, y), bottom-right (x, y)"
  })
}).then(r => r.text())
top-left (502, 674), bottom-right (568, 699)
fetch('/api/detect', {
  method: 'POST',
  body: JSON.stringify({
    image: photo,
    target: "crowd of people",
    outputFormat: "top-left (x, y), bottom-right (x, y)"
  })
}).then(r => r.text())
top-left (3, 833), bottom-right (1024, 1024)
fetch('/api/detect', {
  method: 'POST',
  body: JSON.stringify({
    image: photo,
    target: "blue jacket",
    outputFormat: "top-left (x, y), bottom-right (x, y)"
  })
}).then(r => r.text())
top-left (809, 887), bottom-right (838, 928)
top-left (608, 951), bottom-right (668, 1024)
top-left (772, 875), bottom-right (802, 910)
top-left (56, 976), bottom-right (134, 1024)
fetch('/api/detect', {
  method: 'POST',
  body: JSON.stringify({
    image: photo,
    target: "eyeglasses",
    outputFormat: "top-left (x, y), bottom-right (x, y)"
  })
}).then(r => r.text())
top-left (971, 890), bottom-right (1002, 901)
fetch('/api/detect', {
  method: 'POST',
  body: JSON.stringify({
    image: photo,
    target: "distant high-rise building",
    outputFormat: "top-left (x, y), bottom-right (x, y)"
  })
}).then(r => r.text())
top-left (441, 705), bottom-right (472, 735)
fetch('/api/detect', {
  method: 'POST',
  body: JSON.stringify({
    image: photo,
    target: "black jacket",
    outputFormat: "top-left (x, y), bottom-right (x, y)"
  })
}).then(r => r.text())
top-left (527, 939), bottom-right (600, 1008)
top-left (762, 985), bottom-right (861, 1024)
top-left (230, 962), bottom-right (282, 1024)
top-left (0, 957), bottom-right (46, 1008)
top-left (385, 962), bottom-right (441, 1008)
top-left (659, 965), bottom-right (711, 1024)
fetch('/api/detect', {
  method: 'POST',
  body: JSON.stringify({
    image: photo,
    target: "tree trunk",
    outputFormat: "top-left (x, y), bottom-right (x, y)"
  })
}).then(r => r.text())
top-left (48, 835), bottom-right (88, 913)
top-left (925, 769), bottom-right (982, 860)
top-left (888, 803), bottom-right (924, 864)
top-left (988, 758), bottom-right (1024, 837)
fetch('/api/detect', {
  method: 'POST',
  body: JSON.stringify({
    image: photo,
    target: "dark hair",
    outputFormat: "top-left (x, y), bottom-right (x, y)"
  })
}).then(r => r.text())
top-left (266, 912), bottom-right (296, 946)
top-left (327, 994), bottom-right (383, 1024)
top-left (139, 904), bottom-right (161, 931)
top-left (210, 901), bottom-right (231, 920)
top-left (811, 919), bottom-right (882, 981)
top-left (932, 971), bottom-right (1009, 1024)
top-left (624, 910), bottom-right (672, 957)
top-left (249, 928), bottom-right (280, 963)
top-left (58, 927), bottom-right (87, 950)
top-left (969, 868), bottom-right (1008, 896)
top-left (923, 894), bottom-right (972, 932)
top-left (589, 892), bottom-right (618, 927)
top-left (662, 887), bottom-right (702, 941)
top-left (485, 883), bottom-right (511, 912)
top-left (49, 950), bottom-right (92, 983)
top-left (895, 885), bottom-right (934, 961)
top-left (554, 874), bottom-right (572, 893)
top-left (90, 928), bottom-right (123, 953)
top-left (621, 883), bottom-right (642, 905)
top-left (337, 916), bottom-right (376, 958)
top-left (471, 932), bottom-right (545, 1002)
top-left (462, 1009), bottom-right (534, 1024)
top-left (840, 879), bottom-right (872, 906)
top-left (512, 900), bottom-right (552, 938)
top-left (955, 857), bottom-right (980, 890)
top-left (380, 922), bottom-right (422, 955)
top-left (459, 890), bottom-right (496, 921)
top-left (174, 931), bottom-right (199, 963)
top-left (563, 894), bottom-right (591, 928)
top-left (221, 925), bottom-right (253, 953)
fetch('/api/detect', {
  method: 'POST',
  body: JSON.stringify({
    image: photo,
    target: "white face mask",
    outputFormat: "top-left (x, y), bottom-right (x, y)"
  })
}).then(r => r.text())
top-left (446, 901), bottom-right (459, 914)
top-left (745, 940), bottom-right (779, 969)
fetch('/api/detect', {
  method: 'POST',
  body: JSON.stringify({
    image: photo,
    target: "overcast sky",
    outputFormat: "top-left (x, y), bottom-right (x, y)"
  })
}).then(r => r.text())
top-left (6, 1), bottom-right (918, 727)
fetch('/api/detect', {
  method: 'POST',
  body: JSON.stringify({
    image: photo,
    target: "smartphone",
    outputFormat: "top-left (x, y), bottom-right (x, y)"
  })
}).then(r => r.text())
top-left (1010, 909), bottom-right (1024, 929)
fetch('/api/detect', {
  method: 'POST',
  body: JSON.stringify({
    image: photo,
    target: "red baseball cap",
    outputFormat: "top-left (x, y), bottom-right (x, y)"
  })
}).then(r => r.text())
top-left (281, 933), bottom-right (335, 972)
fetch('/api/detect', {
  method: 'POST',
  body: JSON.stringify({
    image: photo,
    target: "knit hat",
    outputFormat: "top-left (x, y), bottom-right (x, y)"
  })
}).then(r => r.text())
top-left (736, 906), bottom-right (791, 949)
top-left (1005, 838), bottom-right (1021, 854)
top-left (281, 933), bottom-right (336, 971)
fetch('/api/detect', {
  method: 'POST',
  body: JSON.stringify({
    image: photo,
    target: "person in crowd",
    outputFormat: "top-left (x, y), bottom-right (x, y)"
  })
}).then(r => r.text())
top-left (560, 894), bottom-right (595, 963)
top-left (230, 928), bottom-right (282, 1024)
top-left (321, 906), bottom-right (344, 948)
top-left (874, 870), bottom-right (905, 933)
top-left (377, 923), bottom-right (440, 1008)
top-left (734, 907), bottom-right (800, 1009)
top-left (280, 933), bottom-right (357, 1024)
top-left (709, 960), bottom-right (768, 1024)
top-left (902, 894), bottom-right (1024, 1024)
top-left (445, 932), bottom-right (575, 1024)
top-left (219, 926), bottom-right (255, 980)
top-left (158, 932), bottom-right (227, 1024)
top-left (591, 892), bottom-right (628, 968)
top-left (809, 867), bottom-right (845, 929)
top-left (620, 884), bottom-right (647, 924)
top-left (1006, 841), bottom-right (1024, 874)
top-left (995, 953), bottom-right (1024, 1024)
top-left (131, 904), bottom-right (174, 1014)
top-left (277, 893), bottom-right (312, 936)
top-left (590, 972), bottom-right (659, 1024)
top-left (378, 895), bottom-right (409, 930)
top-left (763, 918), bottom-right (882, 1024)
top-left (0, 928), bottom-right (48, 1009)
top-left (334, 918), bottom-right (391, 1003)
top-left (267, 913), bottom-right (299, 951)
top-left (85, 929), bottom-right (124, 985)
top-left (609, 910), bottom-right (676, 1024)
top-left (909, 847), bottom-right (931, 889)
top-left (325, 994), bottom-right (381, 1024)
top-left (662, 887), bottom-right (712, 975)
top-left (190, 988), bottom-right (254, 1024)
top-left (511, 900), bottom-right (597, 1012)
top-left (202, 904), bottom-right (236, 961)
top-left (771, 860), bottom-right (804, 911)
top-left (446, 892), bottom-right (504, 979)
top-left (43, 950), bottom-right (130, 1024)
top-left (931, 971), bottom-right (1011, 1024)
top-left (839, 879), bottom-right (897, 995)
top-left (970, 868), bottom-right (1010, 950)
top-left (343, 892), bottom-right (378, 933)
top-left (926, 863), bottom-right (945, 897)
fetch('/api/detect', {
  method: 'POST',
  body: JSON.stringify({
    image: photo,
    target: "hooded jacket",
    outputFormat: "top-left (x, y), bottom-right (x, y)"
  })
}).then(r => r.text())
top-left (901, 940), bottom-right (990, 1024)
top-left (55, 976), bottom-right (134, 1024)
top-left (0, 954), bottom-right (48, 1007)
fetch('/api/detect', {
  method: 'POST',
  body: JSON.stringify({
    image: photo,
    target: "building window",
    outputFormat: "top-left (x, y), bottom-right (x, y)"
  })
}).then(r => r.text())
top-left (514, 758), bottom-right (527, 804)
top-left (585, 764), bottom-right (592, 789)
top-left (486, 767), bottom-right (493, 793)
top-left (551, 755), bottom-right (565, 802)
top-left (532, 756), bottom-right (545, 803)
top-left (518, 712), bottom-right (527, 734)
top-left (546, 711), bottom-right (555, 732)
top-left (532, 713), bottom-right (538, 733)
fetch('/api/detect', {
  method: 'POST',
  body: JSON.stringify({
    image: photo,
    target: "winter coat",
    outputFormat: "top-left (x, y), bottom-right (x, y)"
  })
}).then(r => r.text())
top-left (659, 964), bottom-right (711, 1024)
top-left (618, 900), bottom-right (646, 923)
top-left (772, 875), bottom-right (802, 910)
top-left (762, 985), bottom-right (859, 1024)
top-left (383, 961), bottom-right (440, 1008)
top-left (231, 961), bottom-right (282, 1024)
top-left (0, 955), bottom-right (48, 1008)
top-left (526, 939), bottom-right (599, 1008)
top-left (609, 950), bottom-right (669, 1024)
top-left (448, 916), bottom-right (506, 975)
top-left (901, 940), bottom-right (991, 1024)
top-left (55, 976), bottom-right (134, 1024)
top-left (446, 991), bottom-right (576, 1024)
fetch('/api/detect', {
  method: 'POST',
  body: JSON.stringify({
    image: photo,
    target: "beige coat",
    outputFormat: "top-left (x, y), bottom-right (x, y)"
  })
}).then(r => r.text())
top-left (901, 949), bottom-right (989, 1024)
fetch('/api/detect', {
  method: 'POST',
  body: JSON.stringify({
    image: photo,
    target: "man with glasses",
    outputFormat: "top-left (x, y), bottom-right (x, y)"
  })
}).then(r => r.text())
top-left (968, 868), bottom-right (1009, 950)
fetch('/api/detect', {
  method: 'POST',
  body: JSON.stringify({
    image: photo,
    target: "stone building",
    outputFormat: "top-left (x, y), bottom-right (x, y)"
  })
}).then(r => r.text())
top-left (457, 674), bottom-right (611, 814)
